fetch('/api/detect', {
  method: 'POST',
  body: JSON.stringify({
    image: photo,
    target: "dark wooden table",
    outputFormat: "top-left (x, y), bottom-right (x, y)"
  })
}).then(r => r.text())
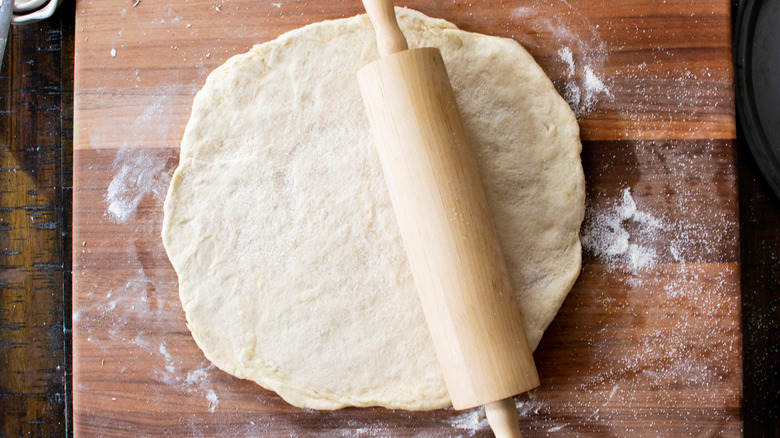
top-left (0, 2), bottom-right (777, 437)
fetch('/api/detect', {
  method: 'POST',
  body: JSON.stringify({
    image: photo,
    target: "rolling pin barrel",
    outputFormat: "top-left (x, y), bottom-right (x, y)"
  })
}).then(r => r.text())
top-left (358, 46), bottom-right (539, 412)
top-left (358, 0), bottom-right (539, 438)
top-left (358, 1), bottom-right (540, 436)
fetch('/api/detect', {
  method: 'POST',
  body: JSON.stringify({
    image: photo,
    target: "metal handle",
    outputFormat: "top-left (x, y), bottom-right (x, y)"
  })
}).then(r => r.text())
top-left (0, 0), bottom-right (13, 70)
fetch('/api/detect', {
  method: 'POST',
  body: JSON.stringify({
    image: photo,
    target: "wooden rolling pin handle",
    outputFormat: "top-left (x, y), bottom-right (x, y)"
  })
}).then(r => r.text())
top-left (359, 2), bottom-right (539, 436)
top-left (361, 0), bottom-right (408, 57)
top-left (485, 398), bottom-right (523, 438)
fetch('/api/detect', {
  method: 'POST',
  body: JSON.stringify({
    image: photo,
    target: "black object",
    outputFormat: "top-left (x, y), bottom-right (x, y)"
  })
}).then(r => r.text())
top-left (735, 0), bottom-right (780, 200)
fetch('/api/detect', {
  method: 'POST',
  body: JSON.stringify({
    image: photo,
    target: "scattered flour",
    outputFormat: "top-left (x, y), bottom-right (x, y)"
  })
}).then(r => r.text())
top-left (580, 188), bottom-right (661, 271)
top-left (102, 90), bottom-right (179, 223)
top-left (186, 367), bottom-right (209, 385)
top-left (105, 148), bottom-right (169, 223)
top-left (448, 407), bottom-right (487, 435)
top-left (557, 47), bottom-right (575, 77)
top-left (206, 389), bottom-right (219, 413)
top-left (447, 398), bottom-right (547, 435)
top-left (159, 342), bottom-right (175, 374)
top-left (510, 0), bottom-right (613, 116)
top-left (584, 66), bottom-right (610, 97)
top-left (562, 59), bottom-right (613, 116)
top-left (155, 350), bottom-right (220, 413)
top-left (150, 339), bottom-right (218, 412)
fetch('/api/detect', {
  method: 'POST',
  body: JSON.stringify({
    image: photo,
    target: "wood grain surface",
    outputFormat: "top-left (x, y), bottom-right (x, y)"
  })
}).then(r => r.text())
top-left (72, 0), bottom-right (741, 436)
top-left (0, 4), bottom-right (73, 436)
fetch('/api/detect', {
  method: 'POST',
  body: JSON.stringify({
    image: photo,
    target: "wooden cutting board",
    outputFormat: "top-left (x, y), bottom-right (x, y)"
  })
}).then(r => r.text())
top-left (72, 0), bottom-right (741, 436)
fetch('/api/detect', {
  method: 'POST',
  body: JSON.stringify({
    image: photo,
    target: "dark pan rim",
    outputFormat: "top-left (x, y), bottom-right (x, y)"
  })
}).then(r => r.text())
top-left (734, 0), bottom-right (780, 199)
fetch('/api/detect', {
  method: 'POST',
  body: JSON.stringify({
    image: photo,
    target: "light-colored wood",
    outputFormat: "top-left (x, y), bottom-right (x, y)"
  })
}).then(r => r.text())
top-left (361, 0), bottom-right (408, 57)
top-left (485, 398), bottom-right (524, 438)
top-left (359, 0), bottom-right (539, 418)
top-left (358, 47), bottom-right (539, 410)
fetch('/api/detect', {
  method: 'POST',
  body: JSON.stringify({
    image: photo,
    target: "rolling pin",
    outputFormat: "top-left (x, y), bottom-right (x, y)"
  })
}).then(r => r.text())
top-left (356, 1), bottom-right (540, 437)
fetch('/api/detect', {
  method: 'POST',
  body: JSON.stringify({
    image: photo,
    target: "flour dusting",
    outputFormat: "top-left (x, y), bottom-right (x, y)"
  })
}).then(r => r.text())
top-left (159, 342), bottom-right (176, 373)
top-left (510, 0), bottom-right (613, 116)
top-left (580, 188), bottom-right (660, 271)
top-left (447, 398), bottom-right (548, 435)
top-left (561, 61), bottom-right (613, 116)
top-left (105, 148), bottom-right (169, 223)
top-left (102, 91), bottom-right (178, 223)
top-left (154, 350), bottom-right (220, 413)
top-left (448, 407), bottom-right (487, 435)
top-left (584, 66), bottom-right (610, 97)
top-left (186, 367), bottom-right (209, 385)
top-left (206, 389), bottom-right (219, 413)
top-left (549, 139), bottom-right (739, 434)
top-left (557, 47), bottom-right (575, 77)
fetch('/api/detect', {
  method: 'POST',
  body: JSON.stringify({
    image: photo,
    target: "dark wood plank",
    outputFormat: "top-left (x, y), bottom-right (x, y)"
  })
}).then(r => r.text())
top-left (0, 5), bottom-right (72, 437)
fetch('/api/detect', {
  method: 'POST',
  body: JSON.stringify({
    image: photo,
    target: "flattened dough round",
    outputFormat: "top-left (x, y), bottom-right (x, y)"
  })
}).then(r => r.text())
top-left (163, 8), bottom-right (585, 410)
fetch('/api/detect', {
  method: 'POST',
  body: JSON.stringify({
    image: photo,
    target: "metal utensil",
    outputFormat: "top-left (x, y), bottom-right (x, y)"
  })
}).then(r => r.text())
top-left (13, 0), bottom-right (49, 13)
top-left (0, 0), bottom-right (64, 71)
top-left (0, 0), bottom-right (12, 70)
top-left (12, 0), bottom-right (63, 24)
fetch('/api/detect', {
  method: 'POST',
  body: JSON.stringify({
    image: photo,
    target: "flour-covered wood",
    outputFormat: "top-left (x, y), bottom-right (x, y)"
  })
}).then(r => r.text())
top-left (72, 0), bottom-right (741, 436)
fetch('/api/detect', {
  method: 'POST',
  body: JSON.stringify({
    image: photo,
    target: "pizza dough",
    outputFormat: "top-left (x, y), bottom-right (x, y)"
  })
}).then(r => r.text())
top-left (162, 8), bottom-right (585, 410)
